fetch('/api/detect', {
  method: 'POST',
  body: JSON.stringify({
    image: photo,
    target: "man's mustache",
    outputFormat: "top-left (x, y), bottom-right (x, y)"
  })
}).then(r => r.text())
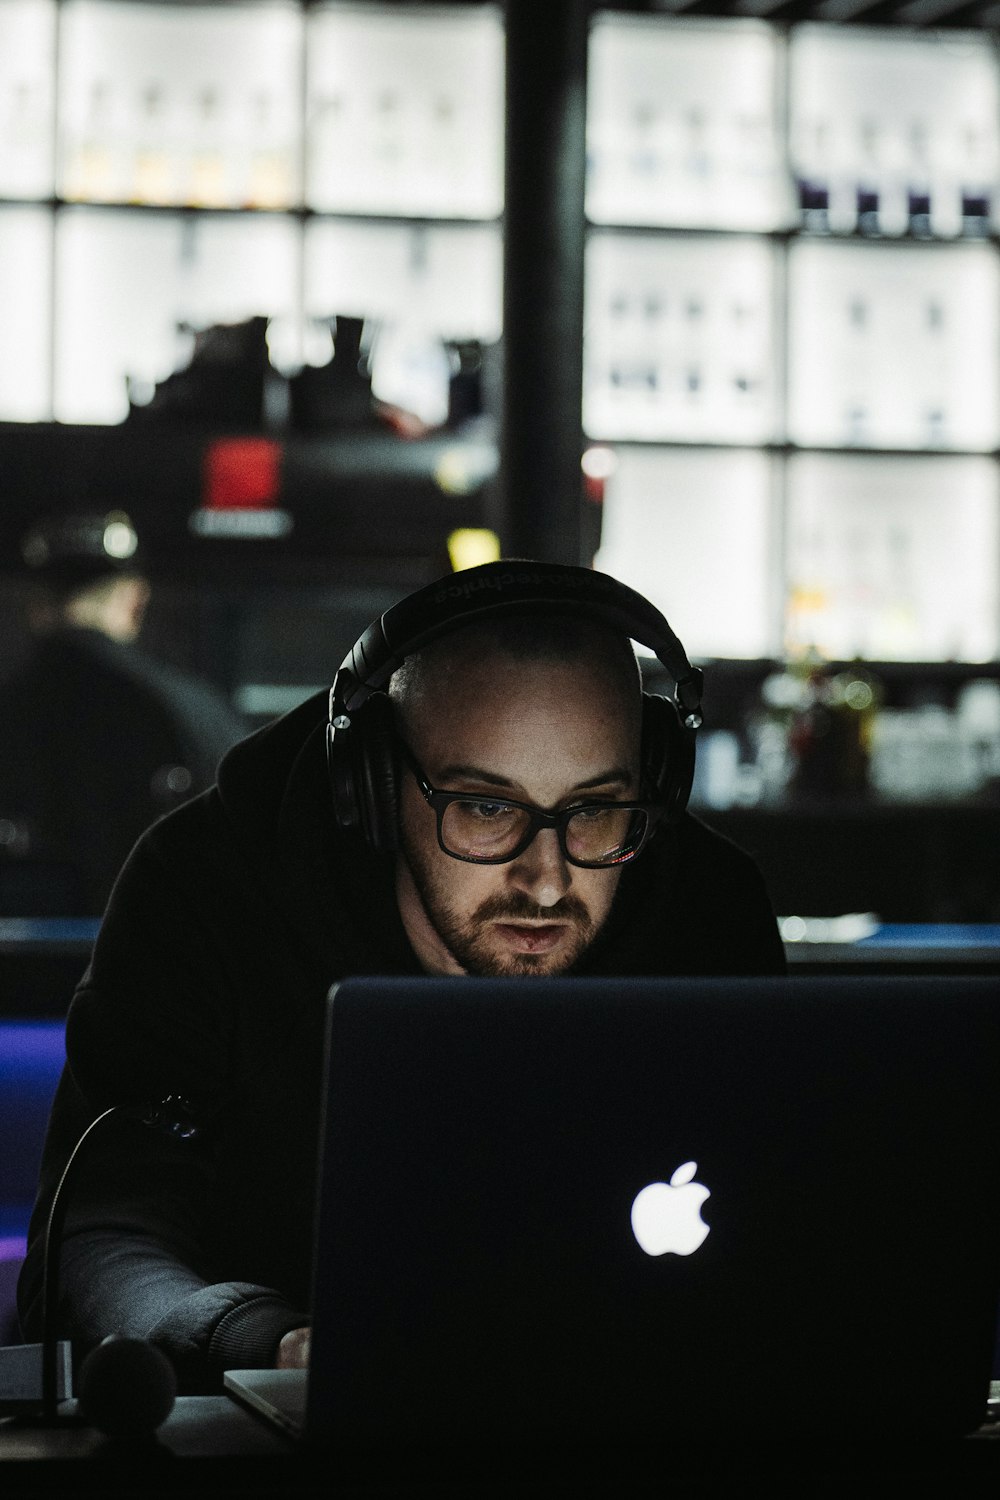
top-left (473, 892), bottom-right (592, 925)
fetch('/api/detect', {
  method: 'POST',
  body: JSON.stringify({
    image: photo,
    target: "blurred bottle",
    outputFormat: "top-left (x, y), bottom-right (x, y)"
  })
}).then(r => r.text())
top-left (786, 657), bottom-right (881, 801)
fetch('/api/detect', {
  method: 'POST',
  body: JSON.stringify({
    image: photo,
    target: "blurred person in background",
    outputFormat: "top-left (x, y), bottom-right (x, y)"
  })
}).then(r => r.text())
top-left (0, 509), bottom-right (247, 917)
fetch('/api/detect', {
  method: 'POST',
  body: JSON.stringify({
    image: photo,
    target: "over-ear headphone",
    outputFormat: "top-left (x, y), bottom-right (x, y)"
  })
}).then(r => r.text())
top-left (326, 560), bottom-right (704, 853)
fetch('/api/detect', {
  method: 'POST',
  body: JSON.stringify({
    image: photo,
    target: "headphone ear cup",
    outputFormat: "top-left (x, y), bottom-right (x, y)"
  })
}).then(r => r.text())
top-left (327, 691), bottom-right (399, 852)
top-left (357, 693), bottom-right (399, 853)
top-left (641, 692), bottom-right (695, 826)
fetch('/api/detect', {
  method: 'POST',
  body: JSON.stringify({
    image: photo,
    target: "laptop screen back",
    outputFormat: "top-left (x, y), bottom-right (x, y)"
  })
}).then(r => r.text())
top-left (305, 975), bottom-right (1000, 1469)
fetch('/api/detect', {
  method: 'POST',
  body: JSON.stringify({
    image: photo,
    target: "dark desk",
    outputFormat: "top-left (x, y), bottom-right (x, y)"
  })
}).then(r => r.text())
top-left (2, 1397), bottom-right (309, 1498)
top-left (4, 1392), bottom-right (1000, 1497)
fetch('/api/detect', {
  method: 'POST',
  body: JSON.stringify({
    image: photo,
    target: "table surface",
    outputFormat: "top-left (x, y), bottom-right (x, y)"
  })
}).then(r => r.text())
top-left (784, 921), bottom-right (1000, 970)
top-left (3, 1391), bottom-right (1000, 1496)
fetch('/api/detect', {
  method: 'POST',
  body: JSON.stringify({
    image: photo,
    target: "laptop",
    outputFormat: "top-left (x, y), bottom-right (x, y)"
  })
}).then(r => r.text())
top-left (225, 974), bottom-right (1000, 1479)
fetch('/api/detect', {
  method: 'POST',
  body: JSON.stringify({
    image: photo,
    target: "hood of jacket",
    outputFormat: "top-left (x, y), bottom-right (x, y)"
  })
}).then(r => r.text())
top-left (212, 689), bottom-right (419, 979)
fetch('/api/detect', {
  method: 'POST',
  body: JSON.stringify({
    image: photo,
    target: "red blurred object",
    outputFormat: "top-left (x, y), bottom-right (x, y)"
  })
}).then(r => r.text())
top-left (203, 438), bottom-right (282, 510)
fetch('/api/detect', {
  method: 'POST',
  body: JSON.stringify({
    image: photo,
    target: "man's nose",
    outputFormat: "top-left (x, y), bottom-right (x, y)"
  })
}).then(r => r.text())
top-left (507, 826), bottom-right (572, 908)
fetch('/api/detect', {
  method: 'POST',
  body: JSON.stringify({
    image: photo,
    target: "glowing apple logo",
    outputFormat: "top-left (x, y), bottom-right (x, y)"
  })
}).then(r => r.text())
top-left (630, 1161), bottom-right (711, 1257)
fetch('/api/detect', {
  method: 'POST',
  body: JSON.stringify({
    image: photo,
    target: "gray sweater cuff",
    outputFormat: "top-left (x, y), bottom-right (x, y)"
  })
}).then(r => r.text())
top-left (207, 1292), bottom-right (307, 1379)
top-left (146, 1281), bottom-right (307, 1393)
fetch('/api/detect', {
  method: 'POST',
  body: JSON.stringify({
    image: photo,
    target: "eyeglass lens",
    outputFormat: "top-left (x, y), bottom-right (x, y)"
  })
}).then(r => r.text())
top-left (440, 800), bottom-right (647, 865)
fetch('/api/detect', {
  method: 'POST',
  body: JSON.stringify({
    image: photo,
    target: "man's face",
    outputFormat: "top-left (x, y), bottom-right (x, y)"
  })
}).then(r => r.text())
top-left (395, 650), bottom-right (641, 977)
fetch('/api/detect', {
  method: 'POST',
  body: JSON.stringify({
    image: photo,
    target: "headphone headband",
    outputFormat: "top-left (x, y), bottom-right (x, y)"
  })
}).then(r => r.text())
top-left (327, 560), bottom-right (703, 848)
top-left (331, 560), bottom-right (703, 727)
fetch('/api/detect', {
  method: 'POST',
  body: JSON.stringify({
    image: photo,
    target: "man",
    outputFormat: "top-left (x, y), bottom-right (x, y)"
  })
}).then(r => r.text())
top-left (0, 510), bottom-right (247, 915)
top-left (18, 560), bottom-right (784, 1393)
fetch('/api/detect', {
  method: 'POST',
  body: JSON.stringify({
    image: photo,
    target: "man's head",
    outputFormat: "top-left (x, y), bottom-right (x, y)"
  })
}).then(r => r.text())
top-left (388, 613), bottom-right (647, 977)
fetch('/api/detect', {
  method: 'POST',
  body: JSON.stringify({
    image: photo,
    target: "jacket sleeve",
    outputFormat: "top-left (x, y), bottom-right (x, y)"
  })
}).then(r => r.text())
top-left (16, 805), bottom-right (308, 1394)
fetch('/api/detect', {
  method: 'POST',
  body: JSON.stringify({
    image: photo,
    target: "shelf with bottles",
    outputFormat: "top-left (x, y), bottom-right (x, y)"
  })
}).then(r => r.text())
top-left (594, 445), bottom-right (1000, 665)
top-left (747, 658), bottom-right (1000, 810)
top-left (0, 0), bottom-right (505, 427)
top-left (0, 200), bottom-right (502, 425)
top-left (585, 15), bottom-right (794, 235)
top-left (786, 237), bottom-right (1000, 452)
top-left (5, 5), bottom-right (998, 236)
top-left (583, 231), bottom-right (1000, 452)
top-left (672, 650), bottom-right (1000, 818)
top-left (582, 11), bottom-right (1000, 483)
top-left (0, 0), bottom-right (56, 203)
top-left (583, 231), bottom-right (782, 446)
top-left (0, 0), bottom-right (504, 221)
top-left (787, 23), bottom-right (1000, 245)
top-left (7, 6), bottom-right (994, 239)
top-left (57, 1), bottom-right (302, 212)
top-left (584, 16), bottom-right (1000, 452)
top-left (585, 14), bottom-right (1000, 245)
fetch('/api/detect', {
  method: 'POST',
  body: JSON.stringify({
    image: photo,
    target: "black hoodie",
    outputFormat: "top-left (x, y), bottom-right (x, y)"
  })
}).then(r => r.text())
top-left (17, 691), bottom-right (785, 1393)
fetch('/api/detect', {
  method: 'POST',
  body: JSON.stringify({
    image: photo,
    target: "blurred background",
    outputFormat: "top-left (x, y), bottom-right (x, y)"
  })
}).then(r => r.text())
top-left (0, 0), bottom-right (999, 933)
top-left (5, 0), bottom-right (1000, 1334)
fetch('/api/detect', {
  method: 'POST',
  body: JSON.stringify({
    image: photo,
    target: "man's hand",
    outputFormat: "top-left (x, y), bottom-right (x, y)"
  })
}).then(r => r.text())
top-left (275, 1326), bottom-right (311, 1370)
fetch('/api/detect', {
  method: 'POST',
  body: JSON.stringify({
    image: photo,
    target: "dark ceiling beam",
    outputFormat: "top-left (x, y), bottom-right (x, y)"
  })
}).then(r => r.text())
top-left (892, 0), bottom-right (999, 22)
top-left (624, 0), bottom-right (999, 17)
top-left (810, 0), bottom-right (903, 21)
top-left (729, 0), bottom-right (814, 18)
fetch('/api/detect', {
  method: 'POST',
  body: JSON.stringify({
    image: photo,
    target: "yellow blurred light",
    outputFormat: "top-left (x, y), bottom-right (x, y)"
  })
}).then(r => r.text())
top-left (435, 448), bottom-right (477, 494)
top-left (448, 529), bottom-right (501, 572)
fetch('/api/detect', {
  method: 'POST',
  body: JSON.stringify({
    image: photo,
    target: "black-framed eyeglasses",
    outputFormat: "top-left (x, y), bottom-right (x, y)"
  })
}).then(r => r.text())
top-left (400, 744), bottom-right (663, 869)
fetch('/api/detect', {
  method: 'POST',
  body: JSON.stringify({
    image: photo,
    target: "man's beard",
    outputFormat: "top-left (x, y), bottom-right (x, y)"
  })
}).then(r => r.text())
top-left (402, 842), bottom-right (600, 977)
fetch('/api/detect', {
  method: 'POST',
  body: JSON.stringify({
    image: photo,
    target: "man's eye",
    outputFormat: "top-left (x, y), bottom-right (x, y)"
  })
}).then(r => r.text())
top-left (469, 800), bottom-right (514, 821)
top-left (450, 798), bottom-right (517, 823)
